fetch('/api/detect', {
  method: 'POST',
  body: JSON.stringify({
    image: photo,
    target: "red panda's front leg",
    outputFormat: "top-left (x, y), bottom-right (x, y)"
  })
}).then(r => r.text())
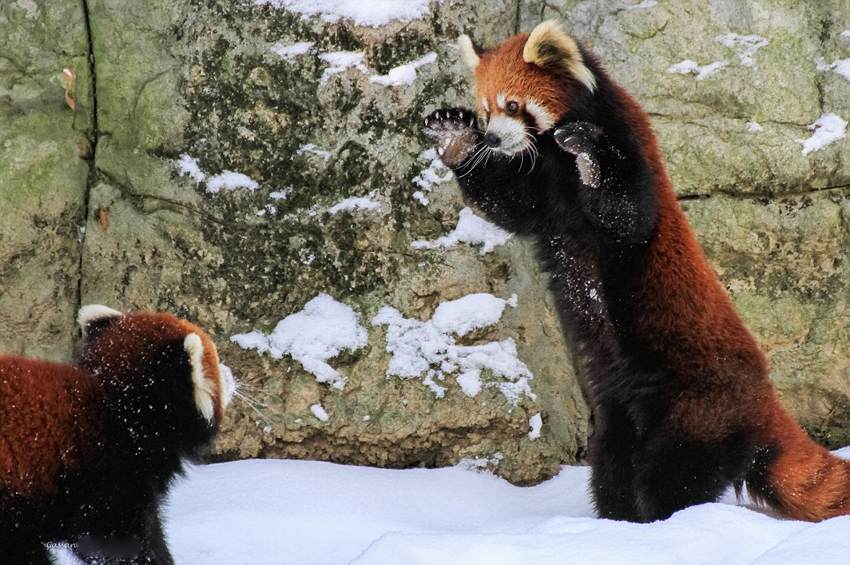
top-left (422, 108), bottom-right (480, 168)
top-left (553, 122), bottom-right (657, 247)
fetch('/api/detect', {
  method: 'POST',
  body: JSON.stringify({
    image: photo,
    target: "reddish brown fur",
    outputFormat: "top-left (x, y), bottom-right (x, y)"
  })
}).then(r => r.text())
top-left (0, 359), bottom-right (103, 500)
top-left (475, 33), bottom-right (571, 122)
top-left (462, 27), bottom-right (850, 521)
top-left (605, 79), bottom-right (850, 522)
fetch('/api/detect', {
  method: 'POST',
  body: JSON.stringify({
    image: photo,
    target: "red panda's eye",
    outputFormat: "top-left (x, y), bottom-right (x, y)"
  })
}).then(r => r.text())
top-left (506, 101), bottom-right (519, 114)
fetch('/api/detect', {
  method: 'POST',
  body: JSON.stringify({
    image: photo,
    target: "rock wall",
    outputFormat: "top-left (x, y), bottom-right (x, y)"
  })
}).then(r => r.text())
top-left (0, 0), bottom-right (847, 483)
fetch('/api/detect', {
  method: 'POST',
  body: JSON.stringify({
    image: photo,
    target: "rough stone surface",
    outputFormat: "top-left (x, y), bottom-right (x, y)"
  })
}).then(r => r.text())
top-left (0, 0), bottom-right (847, 483)
top-left (0, 1), bottom-right (91, 361)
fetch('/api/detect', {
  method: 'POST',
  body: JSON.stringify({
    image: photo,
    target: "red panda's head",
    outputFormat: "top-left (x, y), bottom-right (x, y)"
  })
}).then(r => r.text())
top-left (459, 20), bottom-right (597, 156)
top-left (77, 305), bottom-right (235, 426)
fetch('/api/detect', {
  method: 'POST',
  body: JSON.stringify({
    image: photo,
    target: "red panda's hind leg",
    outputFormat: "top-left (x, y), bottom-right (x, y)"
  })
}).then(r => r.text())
top-left (588, 405), bottom-right (643, 521)
top-left (631, 430), bottom-right (758, 522)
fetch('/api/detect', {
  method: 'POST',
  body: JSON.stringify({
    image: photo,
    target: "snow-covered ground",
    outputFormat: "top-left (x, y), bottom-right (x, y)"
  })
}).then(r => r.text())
top-left (53, 449), bottom-right (850, 565)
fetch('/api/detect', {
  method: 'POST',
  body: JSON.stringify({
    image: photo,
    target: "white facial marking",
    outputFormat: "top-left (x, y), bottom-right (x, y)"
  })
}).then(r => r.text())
top-left (525, 99), bottom-right (556, 132)
top-left (78, 304), bottom-right (122, 332)
top-left (496, 93), bottom-right (506, 110)
top-left (481, 97), bottom-right (489, 113)
top-left (185, 333), bottom-right (215, 422)
top-left (486, 115), bottom-right (528, 155)
top-left (219, 363), bottom-right (236, 408)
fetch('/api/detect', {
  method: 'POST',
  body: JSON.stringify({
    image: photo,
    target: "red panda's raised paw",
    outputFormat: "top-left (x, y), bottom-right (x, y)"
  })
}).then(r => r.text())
top-left (422, 108), bottom-right (479, 168)
top-left (553, 122), bottom-right (604, 188)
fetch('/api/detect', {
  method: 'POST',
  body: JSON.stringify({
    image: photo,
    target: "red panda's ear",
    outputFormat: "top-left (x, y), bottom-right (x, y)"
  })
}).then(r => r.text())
top-left (523, 20), bottom-right (596, 92)
top-left (184, 333), bottom-right (215, 422)
top-left (78, 304), bottom-right (122, 341)
top-left (457, 34), bottom-right (482, 71)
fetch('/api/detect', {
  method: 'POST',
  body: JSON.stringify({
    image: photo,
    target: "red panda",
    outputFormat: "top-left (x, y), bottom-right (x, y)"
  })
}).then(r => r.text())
top-left (0, 305), bottom-right (235, 564)
top-left (423, 20), bottom-right (850, 522)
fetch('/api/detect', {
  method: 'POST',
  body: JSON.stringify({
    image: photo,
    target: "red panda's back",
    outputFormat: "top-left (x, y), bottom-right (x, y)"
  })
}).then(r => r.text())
top-left (0, 358), bottom-right (103, 501)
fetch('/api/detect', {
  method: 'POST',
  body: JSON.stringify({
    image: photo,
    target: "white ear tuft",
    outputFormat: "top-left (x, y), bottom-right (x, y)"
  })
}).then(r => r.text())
top-left (458, 34), bottom-right (480, 71)
top-left (78, 304), bottom-right (122, 333)
top-left (523, 20), bottom-right (597, 92)
top-left (185, 333), bottom-right (215, 422)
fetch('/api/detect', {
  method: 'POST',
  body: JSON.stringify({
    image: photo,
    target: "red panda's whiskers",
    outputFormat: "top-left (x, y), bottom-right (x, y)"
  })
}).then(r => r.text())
top-left (233, 389), bottom-right (273, 425)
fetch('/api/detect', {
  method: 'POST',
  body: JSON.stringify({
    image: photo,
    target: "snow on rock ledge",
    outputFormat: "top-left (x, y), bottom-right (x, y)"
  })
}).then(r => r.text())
top-left (372, 293), bottom-right (534, 404)
top-left (231, 294), bottom-right (368, 390)
top-left (413, 207), bottom-right (512, 255)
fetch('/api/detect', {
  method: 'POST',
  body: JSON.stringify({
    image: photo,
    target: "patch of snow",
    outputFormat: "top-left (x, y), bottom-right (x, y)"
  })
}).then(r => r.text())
top-left (48, 449), bottom-right (850, 565)
top-left (270, 41), bottom-right (315, 60)
top-left (296, 143), bottom-right (332, 161)
top-left (176, 154), bottom-right (206, 183)
top-left (252, 0), bottom-right (437, 28)
top-left (412, 207), bottom-right (512, 255)
top-left (262, 425), bottom-right (272, 433)
top-left (816, 57), bottom-right (850, 82)
top-left (329, 192), bottom-right (381, 214)
top-left (507, 294), bottom-right (518, 308)
top-left (372, 293), bottom-right (534, 404)
top-left (412, 191), bottom-right (430, 205)
top-left (231, 294), bottom-right (368, 390)
top-left (797, 113), bottom-right (847, 155)
top-left (842, 30), bottom-right (850, 38)
top-left (363, 415), bottom-right (370, 421)
top-left (206, 171), bottom-right (260, 194)
top-left (746, 121), bottom-right (764, 132)
top-left (318, 51), bottom-right (368, 85)
top-left (626, 0), bottom-right (657, 9)
top-left (310, 403), bottom-right (329, 422)
top-left (370, 52), bottom-right (437, 87)
top-left (667, 59), bottom-right (728, 80)
top-left (528, 413), bottom-right (543, 440)
top-left (716, 34), bottom-right (768, 67)
top-left (302, 251), bottom-right (315, 265)
top-left (456, 453), bottom-right (504, 474)
top-left (412, 148), bottom-right (453, 191)
top-left (270, 187), bottom-right (293, 199)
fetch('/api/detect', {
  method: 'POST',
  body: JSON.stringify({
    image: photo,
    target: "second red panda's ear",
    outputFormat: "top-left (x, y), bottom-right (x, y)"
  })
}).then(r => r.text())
top-left (523, 20), bottom-right (596, 92)
top-left (78, 304), bottom-right (122, 342)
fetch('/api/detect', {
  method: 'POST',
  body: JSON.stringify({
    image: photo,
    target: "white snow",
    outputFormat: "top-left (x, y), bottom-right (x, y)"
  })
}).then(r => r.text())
top-left (626, 0), bottom-right (657, 9)
top-left (716, 34), bottom-right (768, 67)
top-left (310, 403), bottom-right (330, 422)
top-left (412, 207), bottom-right (512, 255)
top-left (842, 30), bottom-right (850, 38)
top-left (318, 51), bottom-right (368, 85)
top-left (270, 41), bottom-right (315, 60)
top-left (412, 190), bottom-right (430, 205)
top-left (50, 448), bottom-right (850, 565)
top-left (797, 113), bottom-right (847, 155)
top-left (816, 57), bottom-right (850, 82)
top-left (252, 0), bottom-right (437, 28)
top-left (372, 293), bottom-right (534, 403)
top-left (746, 121), bottom-right (764, 132)
top-left (231, 294), bottom-right (368, 390)
top-left (667, 59), bottom-right (728, 80)
top-left (270, 187), bottom-right (293, 199)
top-left (528, 413), bottom-right (542, 440)
top-left (329, 192), bottom-right (381, 214)
top-left (370, 52), bottom-right (437, 87)
top-left (411, 148), bottom-right (453, 191)
top-left (296, 143), bottom-right (332, 161)
top-left (176, 154), bottom-right (206, 183)
top-left (206, 171), bottom-right (260, 194)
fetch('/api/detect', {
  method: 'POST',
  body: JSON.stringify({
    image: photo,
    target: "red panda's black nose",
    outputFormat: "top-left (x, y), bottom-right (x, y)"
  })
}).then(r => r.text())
top-left (483, 132), bottom-right (501, 148)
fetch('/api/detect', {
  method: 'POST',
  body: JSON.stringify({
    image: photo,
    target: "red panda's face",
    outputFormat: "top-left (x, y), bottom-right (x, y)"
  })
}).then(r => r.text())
top-left (459, 21), bottom-right (597, 157)
top-left (77, 305), bottom-right (234, 425)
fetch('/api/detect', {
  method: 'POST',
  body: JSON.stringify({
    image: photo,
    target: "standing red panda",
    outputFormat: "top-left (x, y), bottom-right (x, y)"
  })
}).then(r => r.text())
top-left (0, 305), bottom-right (234, 564)
top-left (423, 20), bottom-right (850, 522)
